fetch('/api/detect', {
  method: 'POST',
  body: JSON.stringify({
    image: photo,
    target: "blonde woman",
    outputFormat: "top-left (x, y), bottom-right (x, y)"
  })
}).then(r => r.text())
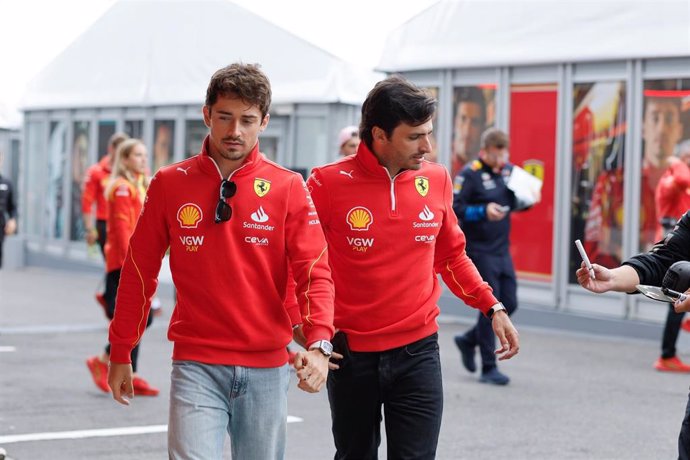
top-left (86, 139), bottom-right (158, 396)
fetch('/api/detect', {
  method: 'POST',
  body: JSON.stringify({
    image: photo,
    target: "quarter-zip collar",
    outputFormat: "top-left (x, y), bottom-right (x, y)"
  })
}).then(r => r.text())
top-left (196, 135), bottom-right (262, 180)
top-left (354, 142), bottom-right (413, 180)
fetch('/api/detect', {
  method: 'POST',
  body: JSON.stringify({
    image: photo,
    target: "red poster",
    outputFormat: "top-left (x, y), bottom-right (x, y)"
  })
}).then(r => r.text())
top-left (509, 85), bottom-right (557, 282)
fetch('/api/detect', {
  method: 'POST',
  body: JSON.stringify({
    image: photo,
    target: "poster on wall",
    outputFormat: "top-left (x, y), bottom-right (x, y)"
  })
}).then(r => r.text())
top-left (70, 121), bottom-right (90, 241)
top-left (451, 85), bottom-right (496, 178)
top-left (153, 120), bottom-right (175, 173)
top-left (569, 82), bottom-right (626, 283)
top-left (422, 87), bottom-right (439, 163)
top-left (639, 79), bottom-right (690, 251)
top-left (47, 121), bottom-right (67, 239)
top-left (509, 84), bottom-right (557, 282)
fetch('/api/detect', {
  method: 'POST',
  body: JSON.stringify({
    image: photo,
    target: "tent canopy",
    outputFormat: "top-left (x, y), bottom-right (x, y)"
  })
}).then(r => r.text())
top-left (22, 0), bottom-right (380, 111)
top-left (378, 0), bottom-right (690, 72)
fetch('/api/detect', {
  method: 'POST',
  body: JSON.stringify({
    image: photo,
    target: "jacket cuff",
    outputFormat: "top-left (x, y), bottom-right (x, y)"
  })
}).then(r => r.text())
top-left (304, 325), bottom-right (335, 345)
top-left (109, 344), bottom-right (133, 364)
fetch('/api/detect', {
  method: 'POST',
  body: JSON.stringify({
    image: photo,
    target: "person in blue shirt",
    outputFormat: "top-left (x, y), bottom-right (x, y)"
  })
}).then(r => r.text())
top-left (452, 128), bottom-right (530, 385)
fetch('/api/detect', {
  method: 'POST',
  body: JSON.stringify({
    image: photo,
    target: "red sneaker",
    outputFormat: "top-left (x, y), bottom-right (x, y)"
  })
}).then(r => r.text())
top-left (682, 318), bottom-right (690, 333)
top-left (86, 356), bottom-right (110, 392)
top-left (95, 293), bottom-right (108, 318)
top-left (132, 377), bottom-right (160, 396)
top-left (654, 356), bottom-right (690, 373)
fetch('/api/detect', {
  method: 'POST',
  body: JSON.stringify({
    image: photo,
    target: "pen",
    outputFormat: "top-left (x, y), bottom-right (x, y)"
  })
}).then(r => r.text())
top-left (575, 239), bottom-right (595, 280)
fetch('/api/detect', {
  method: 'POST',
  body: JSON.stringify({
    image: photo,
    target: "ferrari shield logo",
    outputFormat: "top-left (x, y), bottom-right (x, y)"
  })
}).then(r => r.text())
top-left (415, 176), bottom-right (429, 197)
top-left (254, 178), bottom-right (271, 197)
top-left (522, 160), bottom-right (545, 181)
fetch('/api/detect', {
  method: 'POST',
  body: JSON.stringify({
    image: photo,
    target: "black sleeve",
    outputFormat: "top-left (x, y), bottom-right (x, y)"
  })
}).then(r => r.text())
top-left (7, 178), bottom-right (16, 219)
top-left (623, 210), bottom-right (690, 286)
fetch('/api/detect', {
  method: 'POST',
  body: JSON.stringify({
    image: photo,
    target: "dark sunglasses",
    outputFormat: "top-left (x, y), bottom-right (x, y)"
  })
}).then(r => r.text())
top-left (214, 179), bottom-right (237, 223)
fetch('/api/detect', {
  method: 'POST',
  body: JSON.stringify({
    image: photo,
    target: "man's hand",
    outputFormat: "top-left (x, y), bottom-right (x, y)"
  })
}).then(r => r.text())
top-left (293, 350), bottom-right (329, 393)
top-left (490, 310), bottom-right (519, 360)
top-left (486, 202), bottom-right (507, 221)
top-left (675, 291), bottom-right (690, 313)
top-left (576, 261), bottom-right (614, 293)
top-left (4, 218), bottom-right (16, 236)
top-left (85, 228), bottom-right (98, 246)
top-left (108, 362), bottom-right (134, 405)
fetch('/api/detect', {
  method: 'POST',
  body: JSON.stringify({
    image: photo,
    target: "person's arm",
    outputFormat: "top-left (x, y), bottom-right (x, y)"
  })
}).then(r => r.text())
top-left (107, 183), bottom-right (135, 262)
top-left (575, 263), bottom-right (640, 294)
top-left (437, 171), bottom-right (519, 360)
top-left (284, 173), bottom-right (335, 393)
top-left (108, 173), bottom-right (170, 405)
top-left (669, 161), bottom-right (690, 192)
top-left (4, 178), bottom-right (17, 235)
top-left (81, 166), bottom-right (98, 245)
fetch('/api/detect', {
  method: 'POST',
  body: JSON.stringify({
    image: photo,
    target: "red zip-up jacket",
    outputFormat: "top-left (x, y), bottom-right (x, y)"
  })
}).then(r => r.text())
top-left (104, 177), bottom-right (143, 273)
top-left (82, 156), bottom-right (111, 220)
top-left (307, 143), bottom-right (498, 352)
top-left (109, 137), bottom-right (335, 367)
top-left (655, 161), bottom-right (690, 241)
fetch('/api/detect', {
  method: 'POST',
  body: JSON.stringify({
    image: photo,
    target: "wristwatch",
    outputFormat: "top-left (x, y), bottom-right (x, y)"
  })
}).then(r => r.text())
top-left (486, 302), bottom-right (507, 320)
top-left (308, 340), bottom-right (333, 357)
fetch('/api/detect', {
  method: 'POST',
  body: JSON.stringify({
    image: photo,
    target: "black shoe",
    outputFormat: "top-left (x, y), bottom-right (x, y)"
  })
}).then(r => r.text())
top-left (479, 367), bottom-right (510, 385)
top-left (454, 335), bottom-right (476, 373)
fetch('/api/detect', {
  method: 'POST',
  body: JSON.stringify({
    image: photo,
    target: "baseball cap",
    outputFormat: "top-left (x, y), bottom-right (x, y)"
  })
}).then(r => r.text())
top-left (338, 126), bottom-right (359, 147)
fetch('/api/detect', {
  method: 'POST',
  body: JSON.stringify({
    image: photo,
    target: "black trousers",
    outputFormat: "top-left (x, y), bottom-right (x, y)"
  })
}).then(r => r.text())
top-left (327, 333), bottom-right (443, 460)
top-left (96, 219), bottom-right (107, 257)
top-left (662, 303), bottom-right (685, 359)
top-left (461, 251), bottom-right (518, 371)
top-left (103, 269), bottom-right (153, 372)
top-left (680, 391), bottom-right (690, 459)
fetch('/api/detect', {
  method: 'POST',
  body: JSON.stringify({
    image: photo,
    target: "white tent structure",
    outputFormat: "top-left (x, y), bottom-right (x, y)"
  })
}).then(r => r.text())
top-left (377, 0), bottom-right (690, 322)
top-left (23, 0), bottom-right (378, 109)
top-left (19, 0), bottom-right (381, 265)
top-left (379, 0), bottom-right (690, 71)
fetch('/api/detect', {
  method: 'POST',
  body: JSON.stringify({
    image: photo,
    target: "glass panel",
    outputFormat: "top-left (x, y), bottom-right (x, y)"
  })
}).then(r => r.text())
top-left (47, 121), bottom-right (67, 239)
top-left (124, 120), bottom-right (143, 139)
top-left (98, 121), bottom-right (116, 160)
top-left (639, 79), bottom-right (690, 251)
top-left (451, 85), bottom-right (496, 178)
top-left (295, 116), bottom-right (327, 170)
top-left (259, 136), bottom-right (277, 162)
top-left (422, 87), bottom-right (439, 163)
top-left (153, 120), bottom-right (175, 173)
top-left (569, 81), bottom-right (626, 282)
top-left (185, 120), bottom-right (207, 158)
top-left (25, 121), bottom-right (46, 236)
top-left (71, 121), bottom-right (90, 241)
top-left (509, 84), bottom-right (558, 282)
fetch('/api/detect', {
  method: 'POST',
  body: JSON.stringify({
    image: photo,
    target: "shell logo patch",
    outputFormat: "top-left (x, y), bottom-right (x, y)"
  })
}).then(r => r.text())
top-left (177, 203), bottom-right (203, 228)
top-left (346, 207), bottom-right (373, 231)
top-left (254, 178), bottom-right (271, 197)
top-left (415, 176), bottom-right (429, 197)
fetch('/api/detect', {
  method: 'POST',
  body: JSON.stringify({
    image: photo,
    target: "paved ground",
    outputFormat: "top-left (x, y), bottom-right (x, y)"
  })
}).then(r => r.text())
top-left (1, 266), bottom-right (689, 459)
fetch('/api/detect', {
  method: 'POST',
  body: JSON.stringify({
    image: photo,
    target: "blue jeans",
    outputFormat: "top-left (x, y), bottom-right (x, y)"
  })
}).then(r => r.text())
top-left (168, 361), bottom-right (290, 460)
top-left (327, 333), bottom-right (443, 460)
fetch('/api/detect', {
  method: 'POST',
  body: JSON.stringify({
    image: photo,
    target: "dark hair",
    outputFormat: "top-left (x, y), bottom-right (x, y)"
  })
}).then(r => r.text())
top-left (455, 86), bottom-right (486, 123)
top-left (360, 75), bottom-right (437, 149)
top-left (480, 128), bottom-right (509, 150)
top-left (205, 63), bottom-right (272, 118)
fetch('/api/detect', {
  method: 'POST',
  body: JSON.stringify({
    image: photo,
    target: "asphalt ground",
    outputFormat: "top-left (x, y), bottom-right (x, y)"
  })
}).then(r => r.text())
top-left (1, 266), bottom-right (689, 459)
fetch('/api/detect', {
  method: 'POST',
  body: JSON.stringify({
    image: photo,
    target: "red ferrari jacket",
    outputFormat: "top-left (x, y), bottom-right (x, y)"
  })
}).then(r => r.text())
top-left (109, 137), bottom-right (334, 367)
top-left (307, 143), bottom-right (498, 352)
top-left (82, 156), bottom-right (112, 221)
top-left (655, 161), bottom-right (690, 241)
top-left (104, 177), bottom-right (143, 272)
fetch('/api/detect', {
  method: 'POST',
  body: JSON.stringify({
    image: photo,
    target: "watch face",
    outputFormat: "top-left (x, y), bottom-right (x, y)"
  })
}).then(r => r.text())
top-left (321, 341), bottom-right (333, 355)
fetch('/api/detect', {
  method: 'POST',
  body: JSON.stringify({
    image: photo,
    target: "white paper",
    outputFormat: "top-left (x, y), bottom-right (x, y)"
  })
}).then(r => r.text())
top-left (506, 165), bottom-right (543, 207)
